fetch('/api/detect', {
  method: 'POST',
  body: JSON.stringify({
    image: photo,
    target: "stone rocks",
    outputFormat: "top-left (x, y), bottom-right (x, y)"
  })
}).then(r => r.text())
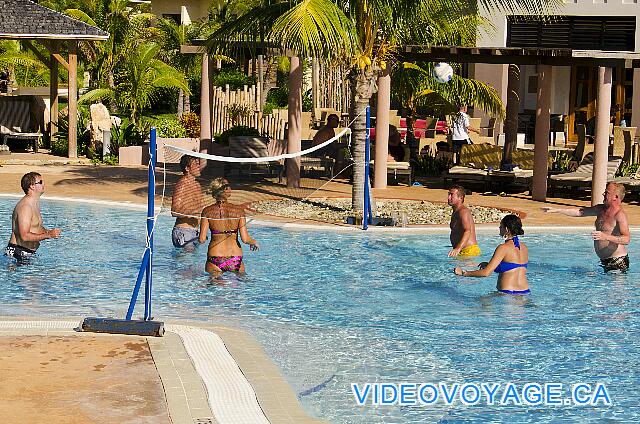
top-left (251, 198), bottom-right (511, 225)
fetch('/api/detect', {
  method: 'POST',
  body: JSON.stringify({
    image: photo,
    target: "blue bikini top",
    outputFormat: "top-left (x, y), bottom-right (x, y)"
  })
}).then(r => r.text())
top-left (494, 236), bottom-right (528, 274)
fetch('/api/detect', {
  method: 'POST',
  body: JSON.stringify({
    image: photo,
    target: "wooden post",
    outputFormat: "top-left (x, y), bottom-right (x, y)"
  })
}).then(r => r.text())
top-left (68, 41), bottom-right (78, 159)
top-left (49, 49), bottom-right (59, 142)
top-left (502, 64), bottom-right (520, 168)
top-left (632, 69), bottom-right (640, 129)
top-left (592, 67), bottom-right (612, 206)
top-left (311, 59), bottom-right (319, 121)
top-left (374, 68), bottom-right (391, 189)
top-left (532, 65), bottom-right (551, 201)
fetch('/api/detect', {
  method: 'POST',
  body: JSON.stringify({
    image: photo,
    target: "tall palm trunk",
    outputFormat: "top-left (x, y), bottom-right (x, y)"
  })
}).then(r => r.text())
top-left (349, 68), bottom-right (377, 211)
top-left (177, 89), bottom-right (184, 117)
top-left (261, 57), bottom-right (278, 110)
top-left (184, 89), bottom-right (190, 114)
top-left (108, 69), bottom-right (117, 112)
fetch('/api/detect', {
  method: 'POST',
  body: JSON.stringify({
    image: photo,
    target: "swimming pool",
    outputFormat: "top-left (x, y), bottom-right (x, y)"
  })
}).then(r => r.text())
top-left (1, 197), bottom-right (638, 423)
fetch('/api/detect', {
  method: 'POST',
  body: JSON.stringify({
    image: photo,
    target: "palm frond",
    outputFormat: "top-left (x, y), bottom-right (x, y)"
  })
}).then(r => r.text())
top-left (79, 88), bottom-right (114, 104)
top-left (63, 8), bottom-right (97, 26)
top-left (271, 0), bottom-right (358, 59)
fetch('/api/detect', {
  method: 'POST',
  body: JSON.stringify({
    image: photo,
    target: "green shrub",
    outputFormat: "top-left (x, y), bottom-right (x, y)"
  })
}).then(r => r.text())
top-left (53, 105), bottom-right (90, 156)
top-left (617, 162), bottom-right (639, 177)
top-left (412, 150), bottom-right (452, 177)
top-left (156, 117), bottom-right (187, 138)
top-left (211, 69), bottom-right (256, 90)
top-left (214, 125), bottom-right (260, 145)
top-left (180, 112), bottom-right (200, 138)
top-left (266, 87), bottom-right (288, 108)
top-left (551, 151), bottom-right (574, 172)
top-left (262, 101), bottom-right (278, 115)
top-left (265, 86), bottom-right (312, 112)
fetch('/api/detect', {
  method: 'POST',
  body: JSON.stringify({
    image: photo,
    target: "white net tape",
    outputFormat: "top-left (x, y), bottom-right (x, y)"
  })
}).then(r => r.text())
top-left (164, 127), bottom-right (352, 163)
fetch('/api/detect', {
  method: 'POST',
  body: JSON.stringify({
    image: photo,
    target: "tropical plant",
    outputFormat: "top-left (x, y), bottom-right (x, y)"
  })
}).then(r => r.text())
top-left (155, 117), bottom-right (187, 138)
top-left (0, 40), bottom-right (51, 88)
top-left (207, 0), bottom-right (558, 210)
top-left (79, 42), bottom-right (189, 124)
top-left (60, 0), bottom-right (157, 112)
top-left (412, 148), bottom-right (452, 177)
top-left (211, 68), bottom-right (256, 89)
top-left (54, 105), bottom-right (91, 156)
top-left (394, 62), bottom-right (504, 126)
top-left (227, 103), bottom-right (254, 124)
top-left (180, 112), bottom-right (201, 138)
top-left (156, 18), bottom-right (207, 117)
top-left (214, 125), bottom-right (260, 145)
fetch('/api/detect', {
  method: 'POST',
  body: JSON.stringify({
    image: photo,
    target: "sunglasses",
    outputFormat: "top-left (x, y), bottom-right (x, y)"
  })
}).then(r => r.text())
top-left (34, 180), bottom-right (43, 185)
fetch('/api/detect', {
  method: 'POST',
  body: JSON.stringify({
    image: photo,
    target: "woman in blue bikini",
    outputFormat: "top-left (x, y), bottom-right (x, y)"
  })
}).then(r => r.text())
top-left (199, 178), bottom-right (258, 276)
top-left (454, 214), bottom-right (529, 295)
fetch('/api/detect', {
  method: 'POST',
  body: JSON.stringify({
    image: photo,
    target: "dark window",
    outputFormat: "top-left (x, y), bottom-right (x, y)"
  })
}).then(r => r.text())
top-left (507, 16), bottom-right (635, 51)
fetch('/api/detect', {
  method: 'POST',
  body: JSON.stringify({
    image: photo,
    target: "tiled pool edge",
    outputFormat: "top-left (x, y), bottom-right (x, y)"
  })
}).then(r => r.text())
top-left (0, 318), bottom-right (326, 424)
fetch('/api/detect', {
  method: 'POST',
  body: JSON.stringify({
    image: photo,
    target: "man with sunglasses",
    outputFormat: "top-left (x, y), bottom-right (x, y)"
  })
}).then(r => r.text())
top-left (5, 172), bottom-right (61, 263)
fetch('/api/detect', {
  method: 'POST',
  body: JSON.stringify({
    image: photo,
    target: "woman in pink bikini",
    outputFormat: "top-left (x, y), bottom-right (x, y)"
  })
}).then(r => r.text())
top-left (198, 178), bottom-right (258, 276)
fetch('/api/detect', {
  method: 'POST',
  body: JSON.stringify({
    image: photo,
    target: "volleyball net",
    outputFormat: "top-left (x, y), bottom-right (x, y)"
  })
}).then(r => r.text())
top-left (156, 116), bottom-right (373, 228)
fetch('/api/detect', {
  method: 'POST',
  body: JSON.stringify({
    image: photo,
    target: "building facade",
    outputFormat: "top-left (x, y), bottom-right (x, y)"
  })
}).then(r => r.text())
top-left (474, 1), bottom-right (640, 143)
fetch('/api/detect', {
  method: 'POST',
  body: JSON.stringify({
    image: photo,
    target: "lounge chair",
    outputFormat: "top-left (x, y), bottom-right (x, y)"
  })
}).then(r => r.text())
top-left (443, 143), bottom-right (501, 189)
top-left (571, 124), bottom-right (593, 164)
top-left (300, 140), bottom-right (335, 178)
top-left (227, 136), bottom-right (284, 181)
top-left (611, 126), bottom-right (636, 164)
top-left (0, 96), bottom-right (42, 152)
top-left (444, 144), bottom-right (550, 191)
top-left (370, 160), bottom-right (412, 185)
top-left (548, 153), bottom-right (623, 195)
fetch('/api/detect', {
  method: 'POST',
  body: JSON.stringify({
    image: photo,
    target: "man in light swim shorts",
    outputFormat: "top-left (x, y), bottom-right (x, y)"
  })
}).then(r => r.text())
top-left (448, 184), bottom-right (481, 257)
top-left (542, 182), bottom-right (630, 272)
top-left (171, 156), bottom-right (203, 250)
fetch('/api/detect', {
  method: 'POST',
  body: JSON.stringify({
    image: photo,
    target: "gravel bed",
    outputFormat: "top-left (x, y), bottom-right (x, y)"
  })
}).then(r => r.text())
top-left (251, 198), bottom-right (511, 225)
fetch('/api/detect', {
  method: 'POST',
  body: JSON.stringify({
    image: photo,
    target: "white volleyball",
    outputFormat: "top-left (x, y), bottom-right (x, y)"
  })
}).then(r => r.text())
top-left (433, 62), bottom-right (454, 83)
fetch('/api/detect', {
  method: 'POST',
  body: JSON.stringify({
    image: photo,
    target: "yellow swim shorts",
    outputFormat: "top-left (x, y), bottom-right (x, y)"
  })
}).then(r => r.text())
top-left (458, 244), bottom-right (481, 257)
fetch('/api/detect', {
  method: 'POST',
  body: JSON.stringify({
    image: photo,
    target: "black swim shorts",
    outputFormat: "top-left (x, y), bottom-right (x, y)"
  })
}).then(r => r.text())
top-left (5, 243), bottom-right (36, 264)
top-left (600, 255), bottom-right (630, 272)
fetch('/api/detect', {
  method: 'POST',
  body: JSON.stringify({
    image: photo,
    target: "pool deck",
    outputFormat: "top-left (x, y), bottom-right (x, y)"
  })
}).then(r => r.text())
top-left (1, 157), bottom-right (640, 423)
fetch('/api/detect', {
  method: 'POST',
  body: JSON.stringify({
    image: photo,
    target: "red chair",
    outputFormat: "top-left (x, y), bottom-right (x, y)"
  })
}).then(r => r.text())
top-left (436, 120), bottom-right (448, 134)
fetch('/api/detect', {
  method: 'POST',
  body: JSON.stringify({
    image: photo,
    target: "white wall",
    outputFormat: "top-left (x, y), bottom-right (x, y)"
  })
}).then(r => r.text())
top-left (551, 66), bottom-right (571, 115)
top-left (151, 0), bottom-right (209, 23)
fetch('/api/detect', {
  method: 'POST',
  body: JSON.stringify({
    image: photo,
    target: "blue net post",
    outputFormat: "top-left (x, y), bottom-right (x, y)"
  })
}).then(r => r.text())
top-left (126, 128), bottom-right (156, 321)
top-left (363, 106), bottom-right (372, 230)
top-left (143, 127), bottom-right (156, 321)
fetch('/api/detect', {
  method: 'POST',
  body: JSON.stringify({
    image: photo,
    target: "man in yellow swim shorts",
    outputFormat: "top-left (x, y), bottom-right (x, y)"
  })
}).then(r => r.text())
top-left (447, 185), bottom-right (481, 257)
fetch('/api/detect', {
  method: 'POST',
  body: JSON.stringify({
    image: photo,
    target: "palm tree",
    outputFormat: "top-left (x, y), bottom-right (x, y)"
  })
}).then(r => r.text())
top-left (0, 41), bottom-right (51, 88)
top-left (62, 0), bottom-right (157, 110)
top-left (80, 42), bottom-right (189, 124)
top-left (207, 0), bottom-right (558, 211)
top-left (156, 18), bottom-right (206, 117)
top-left (393, 62), bottom-right (505, 129)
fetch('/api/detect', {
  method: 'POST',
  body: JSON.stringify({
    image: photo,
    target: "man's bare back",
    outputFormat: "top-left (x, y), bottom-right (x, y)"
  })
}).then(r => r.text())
top-left (172, 176), bottom-right (203, 228)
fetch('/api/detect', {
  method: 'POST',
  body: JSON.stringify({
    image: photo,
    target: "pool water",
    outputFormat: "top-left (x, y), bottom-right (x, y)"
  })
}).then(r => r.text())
top-left (1, 198), bottom-right (639, 423)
